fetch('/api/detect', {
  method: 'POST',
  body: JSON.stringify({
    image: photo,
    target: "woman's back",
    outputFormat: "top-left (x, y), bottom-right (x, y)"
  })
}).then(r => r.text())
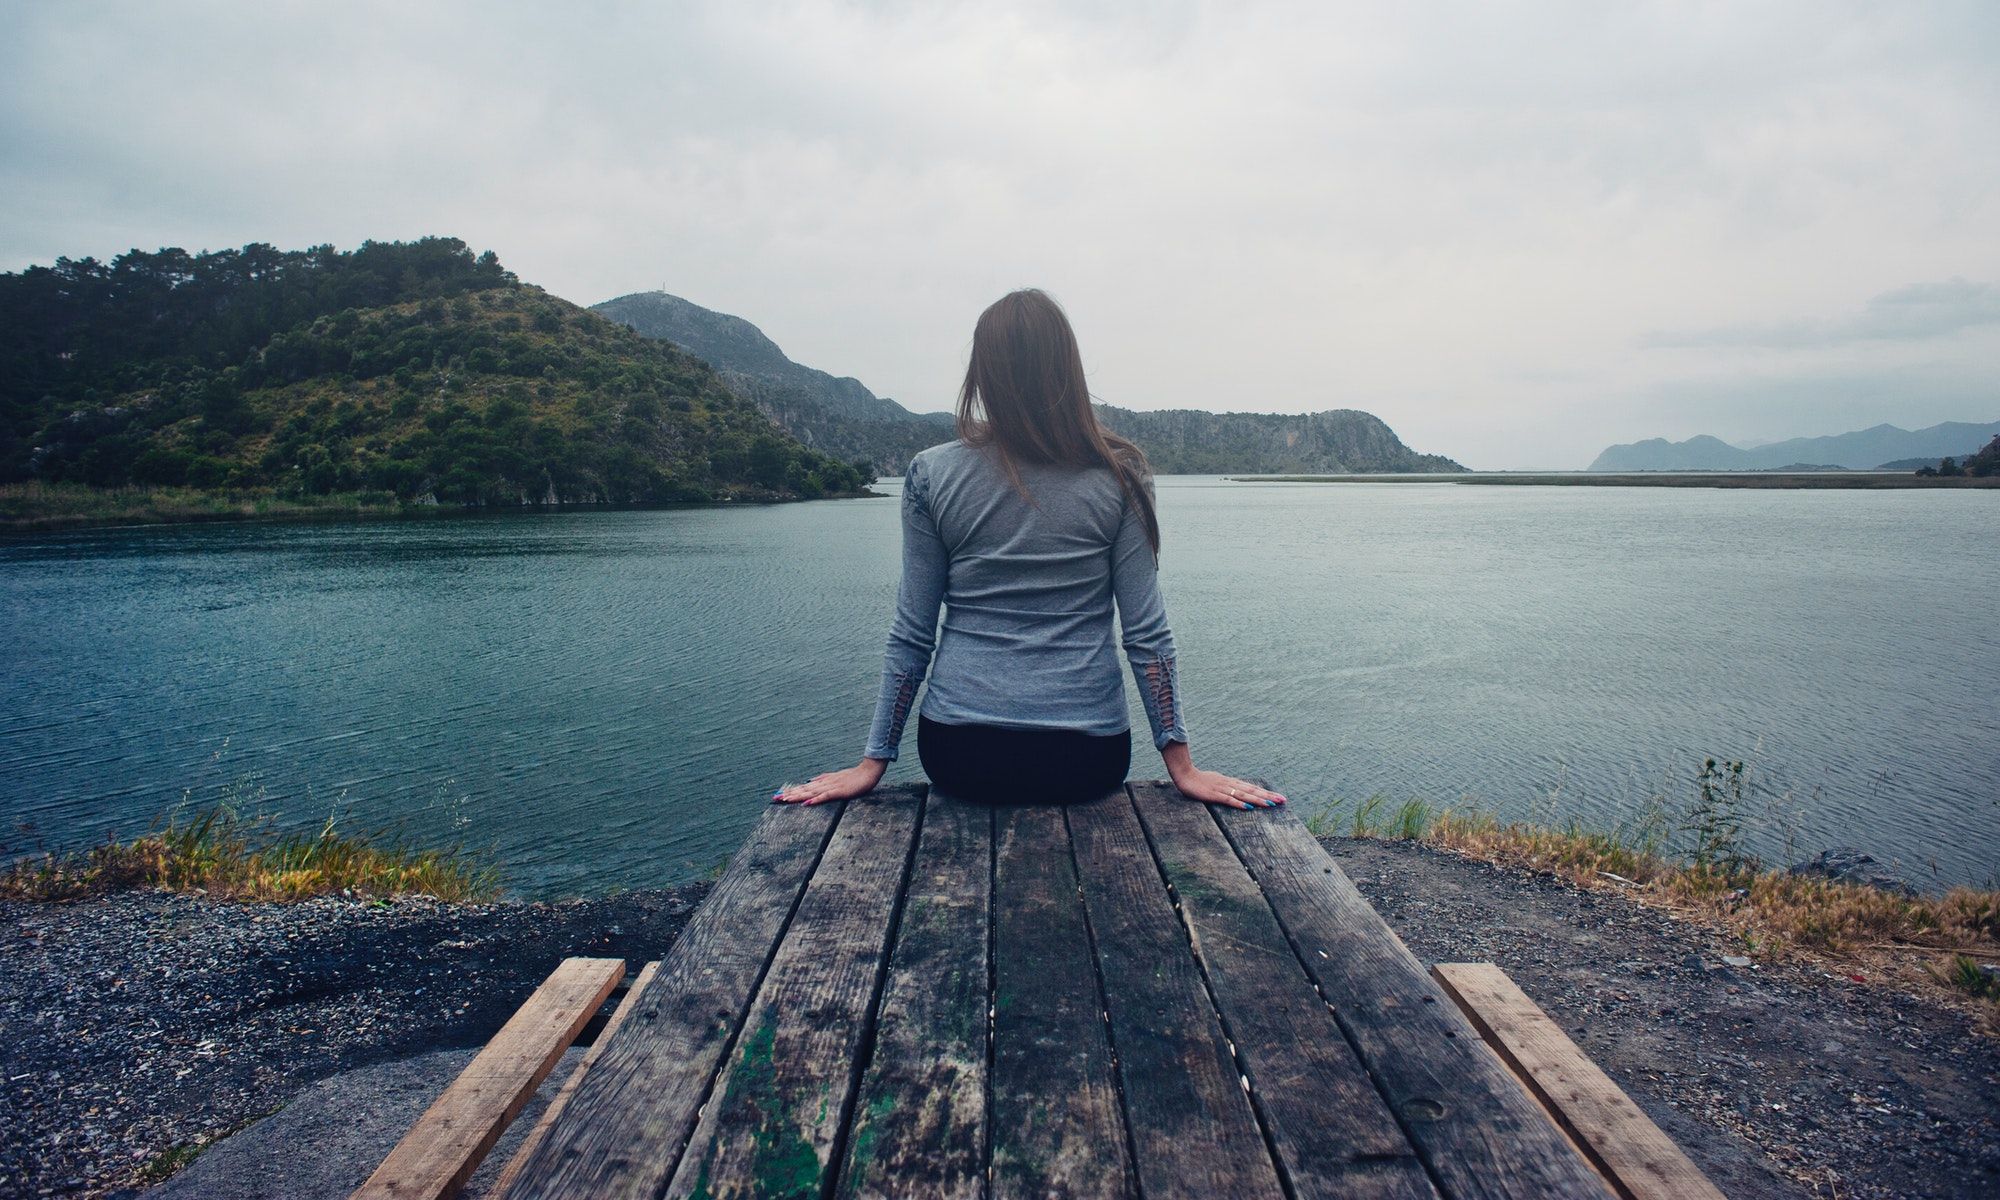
top-left (776, 287), bottom-right (1282, 814)
top-left (909, 439), bottom-right (1159, 734)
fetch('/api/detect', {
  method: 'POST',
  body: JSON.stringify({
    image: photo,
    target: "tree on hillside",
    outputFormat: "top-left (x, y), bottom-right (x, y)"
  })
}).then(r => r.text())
top-left (1964, 435), bottom-right (1999, 478)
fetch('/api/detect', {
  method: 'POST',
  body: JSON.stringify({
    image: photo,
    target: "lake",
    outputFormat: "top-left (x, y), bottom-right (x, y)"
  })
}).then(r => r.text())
top-left (3, 479), bottom-right (1995, 896)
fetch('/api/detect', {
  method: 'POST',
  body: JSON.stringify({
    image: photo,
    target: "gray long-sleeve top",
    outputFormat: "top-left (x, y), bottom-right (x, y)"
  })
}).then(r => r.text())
top-left (864, 439), bottom-right (1188, 761)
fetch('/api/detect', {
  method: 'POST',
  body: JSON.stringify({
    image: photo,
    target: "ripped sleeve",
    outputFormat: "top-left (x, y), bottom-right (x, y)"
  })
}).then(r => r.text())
top-left (1110, 474), bottom-right (1189, 749)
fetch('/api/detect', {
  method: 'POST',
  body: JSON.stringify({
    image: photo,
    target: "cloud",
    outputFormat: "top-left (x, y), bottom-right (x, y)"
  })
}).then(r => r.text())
top-left (2, 1), bottom-right (1998, 469)
top-left (1634, 360), bottom-right (1998, 437)
top-left (1641, 279), bottom-right (2000, 348)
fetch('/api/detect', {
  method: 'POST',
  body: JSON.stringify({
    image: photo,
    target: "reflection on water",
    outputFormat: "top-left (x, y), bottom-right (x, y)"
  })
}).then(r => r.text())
top-left (3, 480), bottom-right (1995, 896)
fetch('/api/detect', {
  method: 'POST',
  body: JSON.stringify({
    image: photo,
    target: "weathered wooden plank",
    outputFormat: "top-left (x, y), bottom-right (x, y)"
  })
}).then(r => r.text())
top-left (499, 797), bottom-right (848, 1199)
top-left (1433, 964), bottom-right (1726, 1200)
top-left (663, 785), bottom-right (926, 1200)
top-left (1219, 808), bottom-right (1617, 1200)
top-left (990, 803), bottom-right (1137, 1200)
top-left (834, 793), bottom-right (991, 1200)
top-left (1066, 789), bottom-right (1284, 1200)
top-left (1131, 783), bottom-right (1439, 1200)
top-left (355, 956), bottom-right (625, 1200)
top-left (490, 960), bottom-right (661, 1197)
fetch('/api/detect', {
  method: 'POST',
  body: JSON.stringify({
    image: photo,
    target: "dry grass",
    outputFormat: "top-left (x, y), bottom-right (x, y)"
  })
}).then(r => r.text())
top-left (1422, 808), bottom-right (1999, 953)
top-left (1311, 795), bottom-right (2000, 1018)
top-left (1, 802), bottom-right (498, 903)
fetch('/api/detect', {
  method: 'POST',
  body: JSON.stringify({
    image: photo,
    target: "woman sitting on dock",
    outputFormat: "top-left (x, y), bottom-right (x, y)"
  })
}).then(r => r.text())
top-left (776, 289), bottom-right (1285, 810)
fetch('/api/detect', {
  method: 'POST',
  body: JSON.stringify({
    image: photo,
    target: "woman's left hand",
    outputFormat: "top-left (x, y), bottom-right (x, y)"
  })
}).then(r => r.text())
top-left (773, 758), bottom-right (888, 806)
top-left (1169, 766), bottom-right (1286, 809)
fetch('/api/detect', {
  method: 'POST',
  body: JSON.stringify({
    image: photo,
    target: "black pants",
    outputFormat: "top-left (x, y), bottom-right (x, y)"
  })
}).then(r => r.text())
top-left (918, 715), bottom-right (1131, 805)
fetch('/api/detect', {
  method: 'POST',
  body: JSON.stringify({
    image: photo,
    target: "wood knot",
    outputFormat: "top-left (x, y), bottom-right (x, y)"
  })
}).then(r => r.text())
top-left (1399, 1097), bottom-right (1446, 1122)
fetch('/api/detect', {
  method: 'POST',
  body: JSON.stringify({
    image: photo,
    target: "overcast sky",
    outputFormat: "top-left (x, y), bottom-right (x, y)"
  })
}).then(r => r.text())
top-left (4, 1), bottom-right (1996, 468)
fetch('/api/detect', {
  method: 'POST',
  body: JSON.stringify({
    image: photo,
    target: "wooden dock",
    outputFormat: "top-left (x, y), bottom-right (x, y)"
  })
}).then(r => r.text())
top-left (365, 782), bottom-right (1722, 1199)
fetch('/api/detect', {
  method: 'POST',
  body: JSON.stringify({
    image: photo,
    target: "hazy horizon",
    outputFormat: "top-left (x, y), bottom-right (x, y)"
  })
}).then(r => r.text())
top-left (5, 2), bottom-right (1997, 468)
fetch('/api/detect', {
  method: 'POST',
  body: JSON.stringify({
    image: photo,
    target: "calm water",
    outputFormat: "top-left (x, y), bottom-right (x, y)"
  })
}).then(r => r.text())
top-left (3, 480), bottom-right (1995, 895)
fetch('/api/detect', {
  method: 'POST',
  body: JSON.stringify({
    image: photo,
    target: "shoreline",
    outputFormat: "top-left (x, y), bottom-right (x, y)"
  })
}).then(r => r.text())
top-left (1227, 471), bottom-right (2000, 489)
top-left (3, 838), bottom-right (1995, 1198)
top-left (0, 482), bottom-right (883, 534)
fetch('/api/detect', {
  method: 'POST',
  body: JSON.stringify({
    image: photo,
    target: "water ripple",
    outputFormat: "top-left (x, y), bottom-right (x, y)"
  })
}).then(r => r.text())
top-left (2, 486), bottom-right (1995, 894)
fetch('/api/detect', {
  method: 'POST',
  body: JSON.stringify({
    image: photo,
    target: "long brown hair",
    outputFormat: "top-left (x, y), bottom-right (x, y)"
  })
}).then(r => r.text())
top-left (955, 289), bottom-right (1161, 554)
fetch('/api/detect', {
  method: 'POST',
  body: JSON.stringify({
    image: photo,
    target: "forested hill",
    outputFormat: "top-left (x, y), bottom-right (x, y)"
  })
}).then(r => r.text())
top-left (0, 239), bottom-right (871, 508)
top-left (593, 290), bottom-right (950, 472)
top-left (595, 289), bottom-right (1462, 475)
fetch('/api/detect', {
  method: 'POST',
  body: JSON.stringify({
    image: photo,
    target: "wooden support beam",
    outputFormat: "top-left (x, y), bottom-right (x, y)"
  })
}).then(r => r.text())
top-left (490, 960), bottom-right (661, 1197)
top-left (1432, 963), bottom-right (1727, 1200)
top-left (353, 956), bottom-right (625, 1200)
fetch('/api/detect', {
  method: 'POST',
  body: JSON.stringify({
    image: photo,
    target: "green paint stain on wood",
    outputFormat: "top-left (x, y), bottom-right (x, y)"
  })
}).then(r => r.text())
top-left (704, 1009), bottom-right (823, 1200)
top-left (844, 1091), bottom-right (897, 1185)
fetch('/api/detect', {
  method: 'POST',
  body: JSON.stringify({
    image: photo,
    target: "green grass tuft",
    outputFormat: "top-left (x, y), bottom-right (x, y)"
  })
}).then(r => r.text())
top-left (1932, 955), bottom-right (2000, 1001)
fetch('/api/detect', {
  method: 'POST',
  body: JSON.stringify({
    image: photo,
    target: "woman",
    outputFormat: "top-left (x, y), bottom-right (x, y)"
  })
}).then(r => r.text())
top-left (774, 289), bottom-right (1285, 810)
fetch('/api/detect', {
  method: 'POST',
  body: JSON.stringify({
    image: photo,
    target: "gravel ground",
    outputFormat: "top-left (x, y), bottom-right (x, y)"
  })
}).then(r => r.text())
top-left (0, 885), bottom-right (708, 1198)
top-left (3, 841), bottom-right (1995, 1198)
top-left (1330, 837), bottom-right (2000, 1200)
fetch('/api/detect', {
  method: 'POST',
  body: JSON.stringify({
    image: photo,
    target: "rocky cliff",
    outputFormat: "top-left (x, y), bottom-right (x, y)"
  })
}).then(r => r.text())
top-left (1094, 404), bottom-right (1463, 474)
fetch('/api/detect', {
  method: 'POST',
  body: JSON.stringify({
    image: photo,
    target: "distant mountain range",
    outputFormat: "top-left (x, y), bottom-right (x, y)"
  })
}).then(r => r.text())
top-left (593, 291), bottom-right (1462, 475)
top-left (1588, 421), bottom-right (2000, 472)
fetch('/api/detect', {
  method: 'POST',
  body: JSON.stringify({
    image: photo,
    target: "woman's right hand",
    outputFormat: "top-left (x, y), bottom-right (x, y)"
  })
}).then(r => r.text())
top-left (773, 757), bottom-right (888, 806)
top-left (1161, 743), bottom-right (1286, 809)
